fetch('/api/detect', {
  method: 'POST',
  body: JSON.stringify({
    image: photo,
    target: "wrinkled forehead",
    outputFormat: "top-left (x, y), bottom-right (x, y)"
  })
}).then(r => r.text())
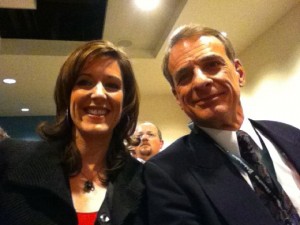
top-left (168, 35), bottom-right (226, 74)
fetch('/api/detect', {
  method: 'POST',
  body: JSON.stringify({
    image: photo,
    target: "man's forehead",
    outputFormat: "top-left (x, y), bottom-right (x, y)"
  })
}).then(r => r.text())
top-left (168, 35), bottom-right (226, 74)
top-left (136, 123), bottom-right (157, 133)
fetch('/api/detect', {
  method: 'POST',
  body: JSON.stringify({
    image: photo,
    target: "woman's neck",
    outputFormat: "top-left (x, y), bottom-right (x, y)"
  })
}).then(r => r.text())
top-left (74, 130), bottom-right (111, 173)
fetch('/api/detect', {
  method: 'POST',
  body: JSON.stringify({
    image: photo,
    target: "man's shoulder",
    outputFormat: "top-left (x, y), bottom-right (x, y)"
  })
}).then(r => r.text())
top-left (252, 119), bottom-right (299, 129)
top-left (147, 134), bottom-right (191, 166)
top-left (251, 119), bottom-right (300, 136)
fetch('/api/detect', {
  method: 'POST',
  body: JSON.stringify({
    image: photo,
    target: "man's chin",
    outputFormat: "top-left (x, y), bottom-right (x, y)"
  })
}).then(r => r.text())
top-left (139, 148), bottom-right (152, 156)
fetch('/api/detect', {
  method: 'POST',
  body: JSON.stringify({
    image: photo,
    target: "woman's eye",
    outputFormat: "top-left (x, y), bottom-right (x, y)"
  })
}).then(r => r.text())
top-left (75, 78), bottom-right (93, 87)
top-left (104, 82), bottom-right (121, 92)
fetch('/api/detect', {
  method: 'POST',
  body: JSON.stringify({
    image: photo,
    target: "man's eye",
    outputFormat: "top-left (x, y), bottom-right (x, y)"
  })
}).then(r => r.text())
top-left (203, 61), bottom-right (223, 73)
top-left (176, 70), bottom-right (193, 86)
top-left (207, 61), bottom-right (219, 67)
top-left (135, 135), bottom-right (142, 139)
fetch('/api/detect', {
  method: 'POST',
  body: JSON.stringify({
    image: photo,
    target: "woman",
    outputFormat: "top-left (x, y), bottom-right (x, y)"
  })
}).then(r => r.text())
top-left (0, 40), bottom-right (146, 225)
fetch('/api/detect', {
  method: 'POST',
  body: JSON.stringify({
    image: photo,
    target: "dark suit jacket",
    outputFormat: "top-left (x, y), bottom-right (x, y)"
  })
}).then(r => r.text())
top-left (144, 120), bottom-right (300, 225)
top-left (0, 139), bottom-right (146, 225)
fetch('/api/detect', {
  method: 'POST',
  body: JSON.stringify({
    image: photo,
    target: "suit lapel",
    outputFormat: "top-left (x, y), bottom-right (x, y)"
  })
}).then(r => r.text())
top-left (111, 157), bottom-right (144, 225)
top-left (187, 131), bottom-right (278, 225)
top-left (251, 119), bottom-right (300, 173)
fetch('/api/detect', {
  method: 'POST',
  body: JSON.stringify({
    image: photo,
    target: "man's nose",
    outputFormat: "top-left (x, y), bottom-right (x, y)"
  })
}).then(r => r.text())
top-left (141, 134), bottom-right (149, 140)
top-left (193, 67), bottom-right (213, 88)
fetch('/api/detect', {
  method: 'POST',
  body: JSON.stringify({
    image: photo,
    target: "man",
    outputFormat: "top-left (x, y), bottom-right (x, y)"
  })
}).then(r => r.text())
top-left (144, 24), bottom-right (300, 225)
top-left (131, 121), bottom-right (164, 162)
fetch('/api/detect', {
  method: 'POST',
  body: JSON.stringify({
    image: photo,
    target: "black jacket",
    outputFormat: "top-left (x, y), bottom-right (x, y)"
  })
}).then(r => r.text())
top-left (0, 139), bottom-right (146, 225)
top-left (144, 120), bottom-right (300, 225)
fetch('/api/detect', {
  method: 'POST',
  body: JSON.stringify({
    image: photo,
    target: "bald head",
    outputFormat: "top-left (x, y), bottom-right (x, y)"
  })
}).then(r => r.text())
top-left (132, 122), bottom-right (164, 161)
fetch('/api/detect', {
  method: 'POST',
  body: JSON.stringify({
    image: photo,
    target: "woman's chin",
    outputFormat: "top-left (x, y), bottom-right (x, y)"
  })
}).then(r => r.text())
top-left (79, 124), bottom-right (111, 136)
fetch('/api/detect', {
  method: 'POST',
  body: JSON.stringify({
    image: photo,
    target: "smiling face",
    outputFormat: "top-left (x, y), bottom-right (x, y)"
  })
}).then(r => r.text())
top-left (70, 56), bottom-right (123, 138)
top-left (168, 35), bottom-right (245, 130)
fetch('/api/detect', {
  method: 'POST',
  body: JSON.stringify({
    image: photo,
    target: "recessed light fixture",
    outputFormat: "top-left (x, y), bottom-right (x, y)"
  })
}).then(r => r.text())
top-left (3, 78), bottom-right (16, 84)
top-left (21, 108), bottom-right (30, 112)
top-left (135, 0), bottom-right (160, 11)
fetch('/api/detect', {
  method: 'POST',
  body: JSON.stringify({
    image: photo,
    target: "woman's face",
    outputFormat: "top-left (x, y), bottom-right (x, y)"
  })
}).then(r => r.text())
top-left (70, 56), bottom-right (123, 138)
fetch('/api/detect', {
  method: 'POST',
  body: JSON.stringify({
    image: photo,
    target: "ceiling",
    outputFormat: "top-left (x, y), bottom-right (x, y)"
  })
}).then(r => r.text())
top-left (0, 0), bottom-right (299, 116)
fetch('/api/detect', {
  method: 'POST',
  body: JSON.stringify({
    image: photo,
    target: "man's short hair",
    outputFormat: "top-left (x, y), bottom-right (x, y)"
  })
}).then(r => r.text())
top-left (162, 24), bottom-right (236, 87)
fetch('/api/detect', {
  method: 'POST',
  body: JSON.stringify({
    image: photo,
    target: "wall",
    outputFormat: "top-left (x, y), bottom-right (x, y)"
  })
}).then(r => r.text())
top-left (138, 93), bottom-right (190, 149)
top-left (0, 116), bottom-right (54, 140)
top-left (1, 5), bottom-right (299, 146)
top-left (136, 4), bottom-right (300, 148)
top-left (239, 4), bottom-right (300, 128)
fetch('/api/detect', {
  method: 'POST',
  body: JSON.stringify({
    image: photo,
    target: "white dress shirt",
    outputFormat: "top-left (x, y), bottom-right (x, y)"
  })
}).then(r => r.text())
top-left (198, 118), bottom-right (300, 214)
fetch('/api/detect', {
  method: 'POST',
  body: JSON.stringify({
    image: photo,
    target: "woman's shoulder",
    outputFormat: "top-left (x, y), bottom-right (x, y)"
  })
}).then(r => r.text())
top-left (113, 155), bottom-right (144, 187)
top-left (124, 155), bottom-right (144, 176)
top-left (0, 138), bottom-right (65, 166)
top-left (0, 138), bottom-right (40, 156)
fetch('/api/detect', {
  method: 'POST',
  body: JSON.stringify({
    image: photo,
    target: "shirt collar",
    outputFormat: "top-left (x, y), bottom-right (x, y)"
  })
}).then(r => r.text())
top-left (189, 118), bottom-right (262, 156)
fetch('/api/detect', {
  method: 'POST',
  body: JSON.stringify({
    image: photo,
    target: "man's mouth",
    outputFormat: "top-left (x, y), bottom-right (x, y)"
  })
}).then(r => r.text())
top-left (199, 92), bottom-right (224, 102)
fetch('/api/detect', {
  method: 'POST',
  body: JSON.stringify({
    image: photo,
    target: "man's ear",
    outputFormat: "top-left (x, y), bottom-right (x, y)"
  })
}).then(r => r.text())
top-left (234, 59), bottom-right (246, 87)
top-left (159, 140), bottom-right (164, 149)
top-left (172, 88), bottom-right (183, 110)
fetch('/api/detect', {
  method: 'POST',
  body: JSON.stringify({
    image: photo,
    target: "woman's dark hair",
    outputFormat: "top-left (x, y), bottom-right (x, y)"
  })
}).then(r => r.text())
top-left (162, 24), bottom-right (236, 87)
top-left (37, 40), bottom-right (140, 182)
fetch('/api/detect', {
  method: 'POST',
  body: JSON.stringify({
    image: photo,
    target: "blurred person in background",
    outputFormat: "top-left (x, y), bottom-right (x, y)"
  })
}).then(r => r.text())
top-left (0, 126), bottom-right (9, 141)
top-left (131, 121), bottom-right (164, 163)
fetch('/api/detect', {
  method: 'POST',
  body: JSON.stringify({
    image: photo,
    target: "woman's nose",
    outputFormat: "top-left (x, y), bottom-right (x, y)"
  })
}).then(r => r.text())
top-left (91, 82), bottom-right (106, 98)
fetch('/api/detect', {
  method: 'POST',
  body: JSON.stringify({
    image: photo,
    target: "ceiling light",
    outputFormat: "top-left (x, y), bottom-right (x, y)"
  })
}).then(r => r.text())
top-left (21, 108), bottom-right (30, 112)
top-left (135, 0), bottom-right (160, 11)
top-left (3, 78), bottom-right (16, 84)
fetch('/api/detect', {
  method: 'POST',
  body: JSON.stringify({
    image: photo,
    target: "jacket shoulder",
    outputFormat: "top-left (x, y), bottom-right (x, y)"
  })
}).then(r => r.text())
top-left (147, 134), bottom-right (191, 172)
top-left (251, 119), bottom-right (300, 141)
top-left (0, 139), bottom-right (41, 164)
top-left (0, 139), bottom-right (64, 174)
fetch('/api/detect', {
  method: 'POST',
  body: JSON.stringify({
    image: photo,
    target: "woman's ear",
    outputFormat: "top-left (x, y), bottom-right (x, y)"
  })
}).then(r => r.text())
top-left (234, 59), bottom-right (246, 87)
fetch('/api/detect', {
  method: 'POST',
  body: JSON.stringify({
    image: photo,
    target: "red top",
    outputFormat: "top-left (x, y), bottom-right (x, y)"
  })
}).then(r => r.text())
top-left (77, 212), bottom-right (98, 225)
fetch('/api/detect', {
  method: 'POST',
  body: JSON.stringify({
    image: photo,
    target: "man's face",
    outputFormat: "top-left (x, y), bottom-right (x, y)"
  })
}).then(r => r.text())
top-left (133, 123), bottom-right (163, 161)
top-left (168, 35), bottom-right (245, 130)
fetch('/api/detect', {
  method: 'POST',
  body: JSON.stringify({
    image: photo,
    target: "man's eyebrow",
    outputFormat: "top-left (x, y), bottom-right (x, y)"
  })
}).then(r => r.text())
top-left (194, 54), bottom-right (225, 64)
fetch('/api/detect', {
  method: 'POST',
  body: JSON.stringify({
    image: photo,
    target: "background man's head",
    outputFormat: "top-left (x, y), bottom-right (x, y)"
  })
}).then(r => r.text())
top-left (0, 126), bottom-right (9, 141)
top-left (132, 122), bottom-right (164, 161)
